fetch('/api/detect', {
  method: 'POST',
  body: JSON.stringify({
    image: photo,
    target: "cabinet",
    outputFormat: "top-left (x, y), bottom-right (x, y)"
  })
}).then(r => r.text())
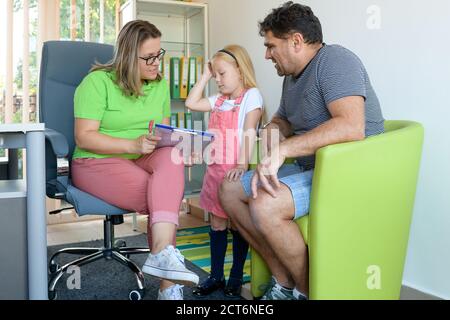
top-left (0, 180), bottom-right (27, 299)
top-left (120, 0), bottom-right (209, 202)
top-left (0, 123), bottom-right (47, 299)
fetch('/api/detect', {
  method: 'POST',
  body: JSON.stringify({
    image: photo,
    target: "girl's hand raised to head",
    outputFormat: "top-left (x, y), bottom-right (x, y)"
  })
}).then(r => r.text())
top-left (185, 63), bottom-right (214, 112)
top-left (202, 62), bottom-right (213, 81)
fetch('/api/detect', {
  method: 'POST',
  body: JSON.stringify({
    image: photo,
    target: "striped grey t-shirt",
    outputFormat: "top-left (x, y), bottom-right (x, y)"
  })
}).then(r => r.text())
top-left (276, 44), bottom-right (384, 170)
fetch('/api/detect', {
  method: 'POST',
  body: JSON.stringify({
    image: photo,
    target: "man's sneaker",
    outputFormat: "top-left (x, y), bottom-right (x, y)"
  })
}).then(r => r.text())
top-left (293, 287), bottom-right (308, 300)
top-left (261, 277), bottom-right (295, 300)
top-left (158, 284), bottom-right (184, 300)
top-left (143, 245), bottom-right (199, 286)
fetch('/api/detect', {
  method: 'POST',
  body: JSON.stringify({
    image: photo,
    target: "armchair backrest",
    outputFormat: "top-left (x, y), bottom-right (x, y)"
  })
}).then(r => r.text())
top-left (39, 41), bottom-right (114, 160)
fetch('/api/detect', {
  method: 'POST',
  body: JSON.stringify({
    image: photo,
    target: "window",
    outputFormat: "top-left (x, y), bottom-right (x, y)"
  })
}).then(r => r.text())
top-left (0, 0), bottom-right (126, 126)
top-left (0, 0), bottom-right (125, 169)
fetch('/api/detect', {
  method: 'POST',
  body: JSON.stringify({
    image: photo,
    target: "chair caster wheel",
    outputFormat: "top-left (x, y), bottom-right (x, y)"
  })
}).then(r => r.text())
top-left (48, 290), bottom-right (57, 300)
top-left (49, 261), bottom-right (61, 274)
top-left (129, 289), bottom-right (145, 300)
top-left (115, 239), bottom-right (126, 248)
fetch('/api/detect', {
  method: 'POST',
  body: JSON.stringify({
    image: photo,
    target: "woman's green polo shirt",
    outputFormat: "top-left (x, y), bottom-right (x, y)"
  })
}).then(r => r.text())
top-left (72, 70), bottom-right (171, 160)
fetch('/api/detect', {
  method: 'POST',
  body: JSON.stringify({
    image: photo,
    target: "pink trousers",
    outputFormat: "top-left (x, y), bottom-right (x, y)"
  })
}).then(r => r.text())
top-left (71, 147), bottom-right (184, 247)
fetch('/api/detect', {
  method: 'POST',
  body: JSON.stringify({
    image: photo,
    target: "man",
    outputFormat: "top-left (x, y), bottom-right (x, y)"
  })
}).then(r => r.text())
top-left (219, 1), bottom-right (384, 300)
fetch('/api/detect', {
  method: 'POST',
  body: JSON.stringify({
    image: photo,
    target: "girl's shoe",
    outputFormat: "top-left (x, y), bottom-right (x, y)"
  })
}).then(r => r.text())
top-left (224, 277), bottom-right (243, 298)
top-left (192, 276), bottom-right (225, 297)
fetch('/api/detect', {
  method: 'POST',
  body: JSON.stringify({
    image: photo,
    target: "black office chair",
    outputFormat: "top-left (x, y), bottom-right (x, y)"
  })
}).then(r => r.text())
top-left (40, 41), bottom-right (150, 300)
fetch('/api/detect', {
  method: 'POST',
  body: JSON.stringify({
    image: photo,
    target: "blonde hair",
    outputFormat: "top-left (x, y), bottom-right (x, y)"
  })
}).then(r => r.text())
top-left (213, 45), bottom-right (267, 122)
top-left (91, 20), bottom-right (162, 97)
top-left (212, 45), bottom-right (258, 89)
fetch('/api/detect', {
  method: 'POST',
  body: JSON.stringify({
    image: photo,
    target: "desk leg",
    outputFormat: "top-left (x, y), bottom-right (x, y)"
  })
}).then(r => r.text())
top-left (26, 131), bottom-right (48, 300)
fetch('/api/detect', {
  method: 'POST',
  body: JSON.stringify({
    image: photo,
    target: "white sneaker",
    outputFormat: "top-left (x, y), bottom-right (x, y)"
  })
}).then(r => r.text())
top-left (158, 284), bottom-right (184, 300)
top-left (142, 245), bottom-right (199, 286)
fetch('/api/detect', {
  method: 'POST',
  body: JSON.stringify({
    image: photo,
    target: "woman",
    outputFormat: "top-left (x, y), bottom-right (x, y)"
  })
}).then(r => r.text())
top-left (71, 20), bottom-right (199, 300)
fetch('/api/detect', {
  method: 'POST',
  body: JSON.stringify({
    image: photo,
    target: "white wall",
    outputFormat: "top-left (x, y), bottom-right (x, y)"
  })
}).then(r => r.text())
top-left (204, 0), bottom-right (450, 299)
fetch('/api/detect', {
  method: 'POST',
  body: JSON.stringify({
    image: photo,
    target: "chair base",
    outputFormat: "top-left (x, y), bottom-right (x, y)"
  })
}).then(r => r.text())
top-left (48, 215), bottom-right (150, 300)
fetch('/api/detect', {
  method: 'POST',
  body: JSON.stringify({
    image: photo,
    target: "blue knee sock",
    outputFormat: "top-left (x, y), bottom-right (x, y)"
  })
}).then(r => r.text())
top-left (209, 228), bottom-right (228, 280)
top-left (229, 229), bottom-right (249, 282)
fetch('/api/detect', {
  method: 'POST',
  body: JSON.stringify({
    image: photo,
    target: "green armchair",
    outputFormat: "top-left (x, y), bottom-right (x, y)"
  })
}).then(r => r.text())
top-left (251, 120), bottom-right (424, 299)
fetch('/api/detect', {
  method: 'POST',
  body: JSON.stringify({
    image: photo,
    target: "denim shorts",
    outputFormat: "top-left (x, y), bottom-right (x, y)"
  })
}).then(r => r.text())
top-left (240, 163), bottom-right (314, 220)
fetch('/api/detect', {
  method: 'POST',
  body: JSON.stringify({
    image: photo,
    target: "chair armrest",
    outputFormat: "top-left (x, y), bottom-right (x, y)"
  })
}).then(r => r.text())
top-left (44, 128), bottom-right (69, 158)
top-left (44, 128), bottom-right (70, 198)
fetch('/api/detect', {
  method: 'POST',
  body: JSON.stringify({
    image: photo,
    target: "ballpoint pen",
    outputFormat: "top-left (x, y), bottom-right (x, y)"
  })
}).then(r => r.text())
top-left (148, 120), bottom-right (154, 134)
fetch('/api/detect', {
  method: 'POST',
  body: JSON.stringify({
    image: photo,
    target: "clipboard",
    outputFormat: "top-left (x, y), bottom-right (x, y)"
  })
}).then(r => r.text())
top-left (154, 124), bottom-right (214, 152)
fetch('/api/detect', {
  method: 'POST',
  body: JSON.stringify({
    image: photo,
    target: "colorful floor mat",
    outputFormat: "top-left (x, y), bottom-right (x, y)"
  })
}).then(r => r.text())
top-left (176, 226), bottom-right (251, 283)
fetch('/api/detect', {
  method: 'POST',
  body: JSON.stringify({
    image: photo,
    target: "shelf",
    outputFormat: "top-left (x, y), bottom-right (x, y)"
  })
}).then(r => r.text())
top-left (137, 0), bottom-right (205, 19)
top-left (162, 41), bottom-right (204, 47)
top-left (162, 41), bottom-right (204, 55)
top-left (120, 0), bottom-right (209, 129)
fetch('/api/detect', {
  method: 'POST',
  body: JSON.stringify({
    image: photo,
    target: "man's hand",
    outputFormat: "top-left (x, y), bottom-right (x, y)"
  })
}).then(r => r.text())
top-left (259, 122), bottom-right (287, 159)
top-left (251, 146), bottom-right (286, 199)
top-left (226, 164), bottom-right (248, 182)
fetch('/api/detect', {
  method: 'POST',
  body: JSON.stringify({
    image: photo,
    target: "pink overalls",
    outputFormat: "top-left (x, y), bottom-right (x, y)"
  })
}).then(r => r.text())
top-left (199, 90), bottom-right (247, 218)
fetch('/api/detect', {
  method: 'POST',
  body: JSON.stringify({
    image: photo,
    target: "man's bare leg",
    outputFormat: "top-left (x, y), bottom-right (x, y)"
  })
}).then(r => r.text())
top-left (220, 180), bottom-right (295, 287)
top-left (248, 185), bottom-right (309, 295)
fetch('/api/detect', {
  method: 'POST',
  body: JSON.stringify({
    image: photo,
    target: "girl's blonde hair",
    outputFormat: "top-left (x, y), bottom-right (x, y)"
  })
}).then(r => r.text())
top-left (91, 20), bottom-right (162, 97)
top-left (212, 44), bottom-right (258, 89)
top-left (213, 45), bottom-right (267, 122)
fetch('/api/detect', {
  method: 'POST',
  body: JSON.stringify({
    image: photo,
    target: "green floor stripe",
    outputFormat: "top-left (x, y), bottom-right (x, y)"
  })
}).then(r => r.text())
top-left (176, 226), bottom-right (251, 283)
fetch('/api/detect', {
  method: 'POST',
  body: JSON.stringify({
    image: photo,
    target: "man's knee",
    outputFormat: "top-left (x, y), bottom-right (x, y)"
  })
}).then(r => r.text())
top-left (219, 179), bottom-right (241, 203)
top-left (210, 215), bottom-right (228, 231)
top-left (219, 179), bottom-right (247, 220)
top-left (219, 180), bottom-right (235, 215)
top-left (248, 192), bottom-right (280, 232)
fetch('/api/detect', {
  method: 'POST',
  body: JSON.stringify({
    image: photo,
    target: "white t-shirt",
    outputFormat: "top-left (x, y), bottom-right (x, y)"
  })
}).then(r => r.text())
top-left (208, 88), bottom-right (264, 145)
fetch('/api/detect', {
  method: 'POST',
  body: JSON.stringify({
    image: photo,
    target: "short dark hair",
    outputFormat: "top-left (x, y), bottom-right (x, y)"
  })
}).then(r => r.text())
top-left (259, 1), bottom-right (323, 44)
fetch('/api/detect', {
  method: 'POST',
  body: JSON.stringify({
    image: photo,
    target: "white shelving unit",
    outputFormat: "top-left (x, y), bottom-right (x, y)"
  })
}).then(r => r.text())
top-left (120, 0), bottom-right (210, 222)
top-left (121, 0), bottom-right (208, 58)
top-left (120, 0), bottom-right (209, 123)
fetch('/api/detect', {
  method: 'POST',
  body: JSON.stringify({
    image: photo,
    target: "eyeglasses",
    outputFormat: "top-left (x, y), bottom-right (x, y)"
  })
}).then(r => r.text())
top-left (139, 49), bottom-right (166, 65)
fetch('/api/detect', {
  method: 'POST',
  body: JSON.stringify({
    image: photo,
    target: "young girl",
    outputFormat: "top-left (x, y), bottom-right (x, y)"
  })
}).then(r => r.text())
top-left (185, 45), bottom-right (263, 297)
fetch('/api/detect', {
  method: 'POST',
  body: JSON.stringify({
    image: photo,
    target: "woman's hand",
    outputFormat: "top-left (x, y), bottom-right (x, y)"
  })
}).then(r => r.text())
top-left (131, 134), bottom-right (161, 154)
top-left (226, 165), bottom-right (247, 182)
